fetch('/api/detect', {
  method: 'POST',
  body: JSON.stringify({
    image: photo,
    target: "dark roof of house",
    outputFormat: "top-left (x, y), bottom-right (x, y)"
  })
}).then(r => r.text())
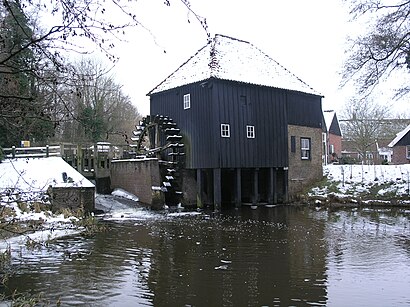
top-left (323, 110), bottom-right (342, 136)
top-left (148, 34), bottom-right (322, 96)
top-left (388, 124), bottom-right (410, 147)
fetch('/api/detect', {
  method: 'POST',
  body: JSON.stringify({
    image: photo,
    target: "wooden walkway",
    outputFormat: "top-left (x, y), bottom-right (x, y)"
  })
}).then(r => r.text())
top-left (2, 142), bottom-right (125, 180)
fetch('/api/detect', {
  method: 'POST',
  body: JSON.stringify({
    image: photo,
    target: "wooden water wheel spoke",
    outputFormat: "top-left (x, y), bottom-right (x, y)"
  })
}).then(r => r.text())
top-left (132, 115), bottom-right (185, 206)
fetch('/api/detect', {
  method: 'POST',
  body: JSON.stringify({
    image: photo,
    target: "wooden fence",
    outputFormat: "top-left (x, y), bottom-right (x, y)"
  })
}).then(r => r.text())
top-left (3, 145), bottom-right (61, 158)
top-left (2, 143), bottom-right (129, 180)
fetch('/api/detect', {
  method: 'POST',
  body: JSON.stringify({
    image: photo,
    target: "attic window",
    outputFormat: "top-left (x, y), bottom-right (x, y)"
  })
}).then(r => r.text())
top-left (301, 138), bottom-right (311, 160)
top-left (221, 124), bottom-right (230, 138)
top-left (240, 95), bottom-right (248, 106)
top-left (246, 125), bottom-right (255, 138)
top-left (183, 93), bottom-right (191, 109)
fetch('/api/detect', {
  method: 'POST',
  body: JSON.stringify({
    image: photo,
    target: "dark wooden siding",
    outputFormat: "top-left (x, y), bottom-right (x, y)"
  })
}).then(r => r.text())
top-left (287, 92), bottom-right (323, 129)
top-left (150, 79), bottom-right (322, 170)
top-left (212, 80), bottom-right (288, 168)
top-left (150, 81), bottom-right (215, 169)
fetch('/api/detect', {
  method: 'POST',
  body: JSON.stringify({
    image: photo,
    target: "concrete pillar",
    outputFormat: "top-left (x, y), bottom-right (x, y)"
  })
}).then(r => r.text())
top-left (235, 168), bottom-right (241, 208)
top-left (213, 168), bottom-right (221, 210)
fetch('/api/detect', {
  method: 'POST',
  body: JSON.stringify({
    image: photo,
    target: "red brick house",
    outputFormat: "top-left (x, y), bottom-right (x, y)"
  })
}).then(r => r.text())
top-left (323, 110), bottom-right (342, 164)
top-left (388, 124), bottom-right (410, 164)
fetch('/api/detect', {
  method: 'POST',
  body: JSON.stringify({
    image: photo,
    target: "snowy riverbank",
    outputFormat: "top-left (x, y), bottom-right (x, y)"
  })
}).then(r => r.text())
top-left (1, 160), bottom-right (410, 251)
top-left (309, 164), bottom-right (410, 206)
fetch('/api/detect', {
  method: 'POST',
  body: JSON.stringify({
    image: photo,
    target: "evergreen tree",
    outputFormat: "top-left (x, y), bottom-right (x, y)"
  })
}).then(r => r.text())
top-left (0, 0), bottom-right (54, 147)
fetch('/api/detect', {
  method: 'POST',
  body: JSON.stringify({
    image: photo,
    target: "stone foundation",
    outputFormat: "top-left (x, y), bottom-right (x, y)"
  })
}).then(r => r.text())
top-left (110, 158), bottom-right (164, 207)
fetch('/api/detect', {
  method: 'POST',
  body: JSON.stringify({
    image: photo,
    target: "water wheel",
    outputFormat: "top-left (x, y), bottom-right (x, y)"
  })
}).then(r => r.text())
top-left (131, 115), bottom-right (185, 206)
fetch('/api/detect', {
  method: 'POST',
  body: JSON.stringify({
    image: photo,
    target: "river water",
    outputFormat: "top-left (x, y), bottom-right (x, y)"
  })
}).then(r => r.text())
top-left (1, 197), bottom-right (410, 306)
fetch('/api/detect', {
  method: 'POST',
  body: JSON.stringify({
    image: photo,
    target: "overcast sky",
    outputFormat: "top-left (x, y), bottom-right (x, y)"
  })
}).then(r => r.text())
top-left (106, 0), bottom-right (407, 116)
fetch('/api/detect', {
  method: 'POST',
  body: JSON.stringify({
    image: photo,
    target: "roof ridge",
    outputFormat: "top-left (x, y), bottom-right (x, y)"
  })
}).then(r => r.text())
top-left (147, 41), bottom-right (211, 95)
top-left (214, 33), bottom-right (250, 44)
top-left (208, 36), bottom-right (219, 75)
top-left (256, 46), bottom-right (322, 97)
top-left (149, 34), bottom-right (323, 96)
top-left (388, 123), bottom-right (410, 147)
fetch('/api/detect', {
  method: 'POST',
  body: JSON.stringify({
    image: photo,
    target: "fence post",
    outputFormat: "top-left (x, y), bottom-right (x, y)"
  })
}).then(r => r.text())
top-left (60, 143), bottom-right (64, 158)
top-left (12, 146), bottom-right (15, 158)
top-left (46, 145), bottom-right (49, 157)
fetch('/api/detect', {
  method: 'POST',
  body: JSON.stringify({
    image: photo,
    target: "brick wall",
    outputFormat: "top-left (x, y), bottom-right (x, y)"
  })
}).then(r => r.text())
top-left (328, 133), bottom-right (342, 161)
top-left (288, 125), bottom-right (323, 198)
top-left (51, 187), bottom-right (95, 213)
top-left (110, 159), bottom-right (164, 206)
top-left (392, 146), bottom-right (410, 164)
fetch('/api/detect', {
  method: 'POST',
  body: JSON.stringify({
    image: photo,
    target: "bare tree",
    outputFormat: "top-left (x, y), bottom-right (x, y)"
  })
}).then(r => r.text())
top-left (340, 98), bottom-right (391, 162)
top-left (0, 0), bottom-right (208, 147)
top-left (342, 0), bottom-right (410, 98)
top-left (53, 58), bottom-right (141, 144)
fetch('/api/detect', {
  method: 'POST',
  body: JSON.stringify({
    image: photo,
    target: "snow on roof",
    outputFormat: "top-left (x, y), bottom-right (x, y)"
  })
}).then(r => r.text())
top-left (323, 110), bottom-right (335, 131)
top-left (0, 157), bottom-right (94, 194)
top-left (149, 34), bottom-right (322, 96)
top-left (388, 124), bottom-right (410, 147)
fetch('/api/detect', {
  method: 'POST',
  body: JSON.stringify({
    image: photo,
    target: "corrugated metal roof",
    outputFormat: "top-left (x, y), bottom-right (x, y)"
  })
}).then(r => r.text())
top-left (149, 34), bottom-right (322, 96)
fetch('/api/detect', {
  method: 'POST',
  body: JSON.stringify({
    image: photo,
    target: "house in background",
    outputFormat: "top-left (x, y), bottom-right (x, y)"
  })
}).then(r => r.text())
top-left (322, 110), bottom-right (342, 164)
top-left (147, 34), bottom-right (324, 208)
top-left (388, 124), bottom-right (410, 164)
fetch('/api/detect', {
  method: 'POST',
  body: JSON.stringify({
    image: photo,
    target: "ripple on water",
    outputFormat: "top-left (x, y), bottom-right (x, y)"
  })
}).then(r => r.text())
top-left (2, 206), bottom-right (410, 306)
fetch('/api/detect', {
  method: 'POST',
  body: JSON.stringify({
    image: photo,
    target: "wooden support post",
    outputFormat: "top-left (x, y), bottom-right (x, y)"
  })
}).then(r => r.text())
top-left (235, 168), bottom-right (241, 208)
top-left (213, 168), bottom-right (221, 211)
top-left (46, 145), bottom-right (49, 157)
top-left (252, 168), bottom-right (259, 205)
top-left (273, 168), bottom-right (278, 204)
top-left (12, 146), bottom-right (15, 158)
top-left (196, 169), bottom-right (203, 208)
top-left (93, 144), bottom-right (98, 177)
top-left (268, 168), bottom-right (276, 204)
top-left (59, 143), bottom-right (64, 159)
top-left (77, 144), bottom-right (82, 171)
top-left (283, 167), bottom-right (289, 203)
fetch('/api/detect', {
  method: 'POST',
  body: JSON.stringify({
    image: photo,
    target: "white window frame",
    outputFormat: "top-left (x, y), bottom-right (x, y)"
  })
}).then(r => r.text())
top-left (329, 144), bottom-right (334, 154)
top-left (407, 145), bottom-right (410, 159)
top-left (246, 125), bottom-right (255, 138)
top-left (221, 124), bottom-right (230, 138)
top-left (183, 93), bottom-right (191, 110)
top-left (301, 137), bottom-right (311, 160)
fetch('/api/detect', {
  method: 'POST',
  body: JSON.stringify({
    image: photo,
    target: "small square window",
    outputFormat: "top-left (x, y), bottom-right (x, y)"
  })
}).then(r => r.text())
top-left (183, 93), bottom-right (190, 109)
top-left (246, 125), bottom-right (255, 138)
top-left (301, 137), bottom-right (311, 160)
top-left (221, 124), bottom-right (230, 138)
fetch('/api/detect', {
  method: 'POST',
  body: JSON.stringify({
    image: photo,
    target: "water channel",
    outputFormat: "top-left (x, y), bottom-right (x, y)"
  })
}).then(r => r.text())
top-left (1, 196), bottom-right (410, 306)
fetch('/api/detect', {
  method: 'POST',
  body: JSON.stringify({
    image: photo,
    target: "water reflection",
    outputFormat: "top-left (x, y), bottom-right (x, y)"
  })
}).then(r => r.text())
top-left (1, 206), bottom-right (410, 306)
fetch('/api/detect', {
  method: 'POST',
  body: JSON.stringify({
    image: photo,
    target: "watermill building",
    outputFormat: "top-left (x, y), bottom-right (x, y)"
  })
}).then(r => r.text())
top-left (146, 34), bottom-right (324, 208)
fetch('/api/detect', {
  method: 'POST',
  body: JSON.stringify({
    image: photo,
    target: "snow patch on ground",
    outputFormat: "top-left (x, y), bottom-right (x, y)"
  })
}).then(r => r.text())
top-left (310, 164), bottom-right (410, 201)
top-left (111, 188), bottom-right (139, 202)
